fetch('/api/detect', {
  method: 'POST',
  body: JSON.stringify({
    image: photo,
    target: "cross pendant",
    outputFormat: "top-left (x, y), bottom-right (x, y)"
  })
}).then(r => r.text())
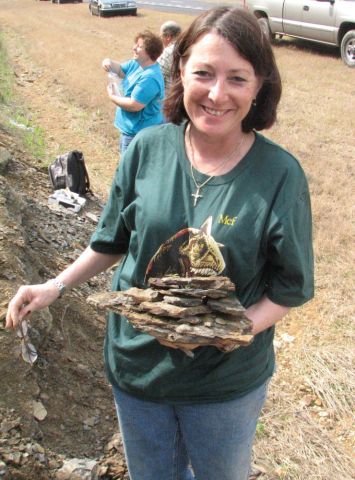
top-left (191, 188), bottom-right (203, 206)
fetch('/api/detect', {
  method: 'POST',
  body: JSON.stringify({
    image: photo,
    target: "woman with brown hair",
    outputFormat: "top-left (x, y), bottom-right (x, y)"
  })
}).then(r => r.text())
top-left (6, 7), bottom-right (313, 479)
top-left (102, 30), bottom-right (164, 155)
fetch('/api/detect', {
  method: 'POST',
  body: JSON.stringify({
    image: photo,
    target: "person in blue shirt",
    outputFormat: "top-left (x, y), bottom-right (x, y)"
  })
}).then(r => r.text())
top-left (102, 30), bottom-right (165, 156)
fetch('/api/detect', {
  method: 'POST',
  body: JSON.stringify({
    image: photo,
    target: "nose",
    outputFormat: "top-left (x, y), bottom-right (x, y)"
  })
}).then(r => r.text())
top-left (208, 78), bottom-right (227, 103)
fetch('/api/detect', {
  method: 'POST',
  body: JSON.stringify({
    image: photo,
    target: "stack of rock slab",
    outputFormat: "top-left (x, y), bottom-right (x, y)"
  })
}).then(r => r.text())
top-left (87, 276), bottom-right (254, 355)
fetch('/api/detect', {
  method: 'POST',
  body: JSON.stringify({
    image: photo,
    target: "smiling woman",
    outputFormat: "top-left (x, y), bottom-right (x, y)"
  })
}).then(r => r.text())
top-left (179, 32), bottom-right (261, 166)
top-left (6, 7), bottom-right (314, 480)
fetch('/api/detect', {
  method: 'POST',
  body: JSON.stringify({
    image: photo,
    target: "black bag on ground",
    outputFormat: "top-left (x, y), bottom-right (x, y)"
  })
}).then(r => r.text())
top-left (48, 150), bottom-right (92, 196)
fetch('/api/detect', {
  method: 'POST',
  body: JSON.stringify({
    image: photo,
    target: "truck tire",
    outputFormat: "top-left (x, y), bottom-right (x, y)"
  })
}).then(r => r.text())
top-left (341, 30), bottom-right (355, 68)
top-left (258, 17), bottom-right (273, 42)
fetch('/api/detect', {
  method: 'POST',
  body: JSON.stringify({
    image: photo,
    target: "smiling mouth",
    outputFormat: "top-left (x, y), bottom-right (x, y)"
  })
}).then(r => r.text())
top-left (202, 106), bottom-right (228, 117)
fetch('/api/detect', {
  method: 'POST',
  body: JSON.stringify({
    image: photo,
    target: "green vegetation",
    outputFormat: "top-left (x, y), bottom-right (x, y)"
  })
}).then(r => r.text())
top-left (9, 112), bottom-right (47, 160)
top-left (255, 421), bottom-right (267, 438)
top-left (0, 33), bottom-right (13, 105)
top-left (0, 34), bottom-right (47, 161)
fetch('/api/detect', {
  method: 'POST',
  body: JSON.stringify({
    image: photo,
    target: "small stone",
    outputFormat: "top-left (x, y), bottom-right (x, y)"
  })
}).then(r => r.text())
top-left (83, 416), bottom-right (98, 428)
top-left (3, 451), bottom-right (22, 465)
top-left (14, 440), bottom-right (26, 450)
top-left (299, 394), bottom-right (314, 407)
top-left (0, 148), bottom-right (12, 176)
top-left (32, 400), bottom-right (48, 421)
top-left (0, 418), bottom-right (20, 433)
top-left (298, 384), bottom-right (311, 393)
top-left (0, 460), bottom-right (7, 474)
top-left (56, 458), bottom-right (98, 480)
top-left (36, 453), bottom-right (47, 463)
top-left (48, 458), bottom-right (62, 470)
top-left (25, 442), bottom-right (33, 453)
top-left (85, 212), bottom-right (99, 224)
top-left (32, 442), bottom-right (45, 454)
top-left (280, 333), bottom-right (295, 343)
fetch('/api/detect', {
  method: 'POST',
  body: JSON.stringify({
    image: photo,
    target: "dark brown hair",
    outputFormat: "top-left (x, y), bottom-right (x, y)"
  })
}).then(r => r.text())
top-left (135, 30), bottom-right (163, 62)
top-left (164, 7), bottom-right (282, 132)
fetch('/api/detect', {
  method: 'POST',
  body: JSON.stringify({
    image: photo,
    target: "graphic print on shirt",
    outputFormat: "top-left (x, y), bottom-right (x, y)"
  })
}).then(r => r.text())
top-left (145, 216), bottom-right (225, 282)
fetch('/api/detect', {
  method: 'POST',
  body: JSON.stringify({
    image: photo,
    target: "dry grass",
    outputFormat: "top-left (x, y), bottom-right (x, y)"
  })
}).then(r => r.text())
top-left (1, 1), bottom-right (354, 478)
top-left (257, 398), bottom-right (354, 479)
top-left (253, 37), bottom-right (355, 479)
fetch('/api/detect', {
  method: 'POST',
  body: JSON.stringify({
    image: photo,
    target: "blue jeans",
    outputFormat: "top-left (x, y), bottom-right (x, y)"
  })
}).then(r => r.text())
top-left (119, 133), bottom-right (135, 156)
top-left (112, 379), bottom-right (270, 480)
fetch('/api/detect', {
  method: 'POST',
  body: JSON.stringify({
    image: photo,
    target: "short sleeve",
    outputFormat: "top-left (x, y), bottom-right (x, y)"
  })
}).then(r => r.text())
top-left (90, 161), bottom-right (134, 255)
top-left (131, 75), bottom-right (160, 105)
top-left (265, 173), bottom-right (314, 307)
top-left (120, 59), bottom-right (133, 75)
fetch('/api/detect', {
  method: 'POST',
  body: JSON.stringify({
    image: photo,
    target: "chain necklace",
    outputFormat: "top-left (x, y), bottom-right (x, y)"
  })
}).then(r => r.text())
top-left (187, 123), bottom-right (245, 206)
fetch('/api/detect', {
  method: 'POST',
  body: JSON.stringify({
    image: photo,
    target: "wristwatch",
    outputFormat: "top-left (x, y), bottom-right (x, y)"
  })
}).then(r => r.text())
top-left (52, 278), bottom-right (66, 298)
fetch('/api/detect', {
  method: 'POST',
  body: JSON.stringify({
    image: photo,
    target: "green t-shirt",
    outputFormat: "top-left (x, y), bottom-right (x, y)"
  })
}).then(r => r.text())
top-left (90, 122), bottom-right (314, 404)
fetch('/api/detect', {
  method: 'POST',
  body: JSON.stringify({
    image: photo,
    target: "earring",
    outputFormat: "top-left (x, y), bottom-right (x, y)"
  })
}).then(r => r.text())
top-left (252, 98), bottom-right (257, 107)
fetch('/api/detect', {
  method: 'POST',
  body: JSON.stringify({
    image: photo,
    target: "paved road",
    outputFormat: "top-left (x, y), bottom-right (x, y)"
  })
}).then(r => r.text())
top-left (136, 0), bottom-right (231, 15)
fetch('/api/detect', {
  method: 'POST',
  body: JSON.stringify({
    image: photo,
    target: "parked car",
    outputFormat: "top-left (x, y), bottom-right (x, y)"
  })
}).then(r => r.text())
top-left (89, 0), bottom-right (137, 17)
top-left (244, 0), bottom-right (355, 67)
top-left (51, 0), bottom-right (83, 3)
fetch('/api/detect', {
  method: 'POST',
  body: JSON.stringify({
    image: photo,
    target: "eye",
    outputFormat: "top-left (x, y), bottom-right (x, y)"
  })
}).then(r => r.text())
top-left (230, 76), bottom-right (247, 83)
top-left (193, 70), bottom-right (211, 78)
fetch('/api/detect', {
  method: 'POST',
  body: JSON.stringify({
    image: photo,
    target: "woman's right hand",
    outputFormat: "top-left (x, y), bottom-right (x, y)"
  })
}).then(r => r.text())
top-left (6, 281), bottom-right (60, 330)
top-left (5, 248), bottom-right (124, 330)
top-left (102, 58), bottom-right (112, 72)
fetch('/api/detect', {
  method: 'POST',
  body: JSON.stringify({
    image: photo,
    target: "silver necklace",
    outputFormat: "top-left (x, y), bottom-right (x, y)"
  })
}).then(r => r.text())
top-left (187, 124), bottom-right (245, 206)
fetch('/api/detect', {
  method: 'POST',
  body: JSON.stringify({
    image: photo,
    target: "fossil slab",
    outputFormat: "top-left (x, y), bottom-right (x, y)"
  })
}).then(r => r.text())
top-left (87, 276), bottom-right (254, 354)
top-left (148, 276), bottom-right (235, 291)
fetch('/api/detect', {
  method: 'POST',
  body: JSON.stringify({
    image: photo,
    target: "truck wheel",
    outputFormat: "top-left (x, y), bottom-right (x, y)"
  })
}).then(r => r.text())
top-left (258, 18), bottom-right (273, 42)
top-left (341, 30), bottom-right (355, 68)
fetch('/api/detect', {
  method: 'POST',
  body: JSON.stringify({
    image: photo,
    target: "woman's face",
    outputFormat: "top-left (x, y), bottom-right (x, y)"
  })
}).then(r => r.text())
top-left (133, 37), bottom-right (151, 65)
top-left (181, 32), bottom-right (261, 139)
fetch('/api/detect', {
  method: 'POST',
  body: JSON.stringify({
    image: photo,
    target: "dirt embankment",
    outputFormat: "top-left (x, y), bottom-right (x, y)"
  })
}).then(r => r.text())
top-left (0, 117), bottom-right (134, 480)
top-left (0, 3), bottom-right (147, 477)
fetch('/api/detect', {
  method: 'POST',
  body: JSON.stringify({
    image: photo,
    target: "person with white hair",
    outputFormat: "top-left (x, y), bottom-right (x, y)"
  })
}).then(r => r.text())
top-left (158, 20), bottom-right (182, 93)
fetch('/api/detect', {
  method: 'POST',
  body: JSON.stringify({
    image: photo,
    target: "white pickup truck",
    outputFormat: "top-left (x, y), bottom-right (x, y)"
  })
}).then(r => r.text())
top-left (245, 0), bottom-right (355, 67)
